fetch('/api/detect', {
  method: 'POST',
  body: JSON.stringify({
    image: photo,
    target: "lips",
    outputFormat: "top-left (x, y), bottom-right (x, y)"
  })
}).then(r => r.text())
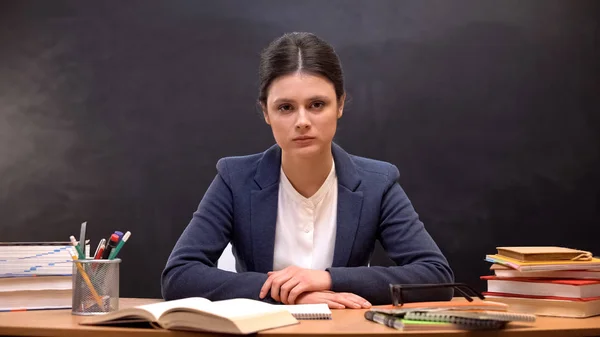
top-left (293, 136), bottom-right (315, 141)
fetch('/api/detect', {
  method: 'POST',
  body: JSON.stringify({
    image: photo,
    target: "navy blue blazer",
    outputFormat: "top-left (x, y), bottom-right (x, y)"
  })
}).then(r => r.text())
top-left (161, 143), bottom-right (454, 305)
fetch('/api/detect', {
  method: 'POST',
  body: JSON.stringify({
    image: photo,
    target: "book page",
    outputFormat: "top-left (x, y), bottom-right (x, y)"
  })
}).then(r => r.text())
top-left (80, 297), bottom-right (214, 326)
top-left (178, 298), bottom-right (284, 319)
top-left (487, 254), bottom-right (600, 267)
top-left (138, 297), bottom-right (212, 320)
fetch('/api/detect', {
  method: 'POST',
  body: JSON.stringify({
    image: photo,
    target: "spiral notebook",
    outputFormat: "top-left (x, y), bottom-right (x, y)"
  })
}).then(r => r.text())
top-left (281, 303), bottom-right (332, 320)
top-left (402, 314), bottom-right (506, 330)
top-left (403, 310), bottom-right (535, 330)
top-left (431, 310), bottom-right (536, 322)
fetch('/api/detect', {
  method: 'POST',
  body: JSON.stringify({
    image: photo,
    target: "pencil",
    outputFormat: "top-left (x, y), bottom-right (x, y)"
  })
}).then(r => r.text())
top-left (68, 248), bottom-right (104, 308)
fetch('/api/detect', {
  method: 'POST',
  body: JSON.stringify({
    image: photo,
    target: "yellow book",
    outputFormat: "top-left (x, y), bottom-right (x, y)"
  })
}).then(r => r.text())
top-left (496, 246), bottom-right (592, 262)
top-left (485, 254), bottom-right (600, 272)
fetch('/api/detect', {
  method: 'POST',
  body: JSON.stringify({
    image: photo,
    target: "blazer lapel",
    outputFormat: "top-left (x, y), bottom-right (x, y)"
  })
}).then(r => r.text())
top-left (250, 145), bottom-right (281, 273)
top-left (331, 143), bottom-right (364, 267)
top-left (333, 186), bottom-right (363, 267)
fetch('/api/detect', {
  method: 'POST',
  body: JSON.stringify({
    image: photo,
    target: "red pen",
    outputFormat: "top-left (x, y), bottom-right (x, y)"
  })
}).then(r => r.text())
top-left (93, 239), bottom-right (106, 258)
top-left (94, 243), bottom-right (106, 260)
top-left (92, 242), bottom-right (106, 272)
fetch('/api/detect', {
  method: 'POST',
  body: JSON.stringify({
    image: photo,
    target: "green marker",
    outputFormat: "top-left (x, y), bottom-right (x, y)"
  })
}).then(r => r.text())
top-left (108, 231), bottom-right (131, 260)
top-left (70, 235), bottom-right (85, 259)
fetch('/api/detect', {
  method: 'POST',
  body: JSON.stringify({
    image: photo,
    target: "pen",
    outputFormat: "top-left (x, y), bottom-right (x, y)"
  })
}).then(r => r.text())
top-left (101, 234), bottom-right (119, 260)
top-left (69, 236), bottom-right (85, 260)
top-left (79, 222), bottom-right (87, 258)
top-left (364, 311), bottom-right (404, 330)
top-left (114, 231), bottom-right (124, 241)
top-left (108, 231), bottom-right (130, 260)
top-left (68, 248), bottom-right (103, 308)
top-left (93, 239), bottom-right (106, 258)
top-left (94, 242), bottom-right (106, 260)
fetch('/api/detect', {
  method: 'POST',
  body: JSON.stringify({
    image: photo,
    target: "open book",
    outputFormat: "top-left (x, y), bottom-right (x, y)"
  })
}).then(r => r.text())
top-left (80, 297), bottom-right (299, 334)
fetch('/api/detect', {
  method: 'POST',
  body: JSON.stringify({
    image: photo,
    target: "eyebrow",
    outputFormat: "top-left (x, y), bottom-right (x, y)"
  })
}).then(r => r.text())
top-left (271, 95), bottom-right (331, 105)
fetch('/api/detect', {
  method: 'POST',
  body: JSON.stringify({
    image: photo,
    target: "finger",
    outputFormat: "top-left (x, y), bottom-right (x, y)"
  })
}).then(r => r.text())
top-left (260, 270), bottom-right (287, 299)
top-left (319, 292), bottom-right (351, 309)
top-left (270, 274), bottom-right (291, 302)
top-left (271, 266), bottom-right (292, 275)
top-left (333, 294), bottom-right (362, 309)
top-left (287, 283), bottom-right (309, 304)
top-left (340, 293), bottom-right (367, 309)
top-left (279, 278), bottom-right (301, 304)
top-left (259, 275), bottom-right (274, 299)
top-left (325, 300), bottom-right (345, 309)
top-left (343, 293), bottom-right (372, 308)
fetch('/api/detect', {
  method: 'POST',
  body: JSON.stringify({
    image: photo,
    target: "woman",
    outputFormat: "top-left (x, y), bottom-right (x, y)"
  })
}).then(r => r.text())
top-left (161, 32), bottom-right (454, 309)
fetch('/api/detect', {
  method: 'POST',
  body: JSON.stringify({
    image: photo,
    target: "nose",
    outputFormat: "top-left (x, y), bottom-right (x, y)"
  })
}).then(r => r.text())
top-left (295, 108), bottom-right (311, 130)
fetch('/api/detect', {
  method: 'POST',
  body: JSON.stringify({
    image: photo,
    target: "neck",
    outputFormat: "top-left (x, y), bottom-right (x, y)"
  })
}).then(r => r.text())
top-left (281, 144), bottom-right (334, 198)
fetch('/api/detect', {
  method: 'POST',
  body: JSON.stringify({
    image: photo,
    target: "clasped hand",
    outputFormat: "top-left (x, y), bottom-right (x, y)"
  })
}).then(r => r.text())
top-left (259, 266), bottom-right (371, 309)
top-left (259, 266), bottom-right (330, 304)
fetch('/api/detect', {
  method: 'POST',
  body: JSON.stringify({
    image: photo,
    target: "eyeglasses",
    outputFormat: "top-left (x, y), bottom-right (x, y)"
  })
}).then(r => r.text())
top-left (389, 283), bottom-right (486, 307)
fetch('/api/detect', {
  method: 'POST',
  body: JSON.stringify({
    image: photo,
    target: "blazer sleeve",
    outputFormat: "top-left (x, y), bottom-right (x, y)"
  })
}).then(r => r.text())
top-left (161, 159), bottom-right (276, 303)
top-left (327, 164), bottom-right (455, 305)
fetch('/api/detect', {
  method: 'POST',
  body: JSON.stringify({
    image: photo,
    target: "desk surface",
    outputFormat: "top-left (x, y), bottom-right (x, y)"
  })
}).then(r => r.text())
top-left (1, 298), bottom-right (600, 337)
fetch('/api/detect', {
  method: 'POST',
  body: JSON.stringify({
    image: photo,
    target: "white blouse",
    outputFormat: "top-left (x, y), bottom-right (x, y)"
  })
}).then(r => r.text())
top-left (272, 161), bottom-right (338, 271)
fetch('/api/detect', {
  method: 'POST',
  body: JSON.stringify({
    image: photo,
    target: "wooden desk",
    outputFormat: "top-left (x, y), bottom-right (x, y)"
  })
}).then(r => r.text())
top-left (1, 298), bottom-right (600, 337)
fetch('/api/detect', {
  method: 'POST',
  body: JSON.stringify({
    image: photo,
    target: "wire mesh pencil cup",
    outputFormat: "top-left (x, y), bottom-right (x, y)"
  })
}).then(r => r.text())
top-left (71, 259), bottom-right (120, 315)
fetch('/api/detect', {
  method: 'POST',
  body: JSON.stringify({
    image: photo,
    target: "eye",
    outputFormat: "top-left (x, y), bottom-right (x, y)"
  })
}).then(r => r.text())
top-left (277, 104), bottom-right (294, 113)
top-left (310, 101), bottom-right (325, 110)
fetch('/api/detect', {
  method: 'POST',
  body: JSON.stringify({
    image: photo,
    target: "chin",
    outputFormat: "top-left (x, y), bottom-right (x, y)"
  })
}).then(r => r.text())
top-left (287, 143), bottom-right (325, 157)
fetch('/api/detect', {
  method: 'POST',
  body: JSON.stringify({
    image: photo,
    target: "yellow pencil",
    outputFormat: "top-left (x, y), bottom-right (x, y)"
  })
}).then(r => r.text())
top-left (68, 248), bottom-right (104, 308)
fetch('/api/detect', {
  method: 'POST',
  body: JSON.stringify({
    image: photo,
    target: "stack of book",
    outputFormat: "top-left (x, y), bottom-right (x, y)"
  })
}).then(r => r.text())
top-left (0, 242), bottom-right (80, 311)
top-left (482, 246), bottom-right (600, 318)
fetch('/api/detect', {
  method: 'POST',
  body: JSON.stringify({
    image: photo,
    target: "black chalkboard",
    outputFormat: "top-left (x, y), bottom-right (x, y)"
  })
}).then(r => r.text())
top-left (1, 0), bottom-right (598, 298)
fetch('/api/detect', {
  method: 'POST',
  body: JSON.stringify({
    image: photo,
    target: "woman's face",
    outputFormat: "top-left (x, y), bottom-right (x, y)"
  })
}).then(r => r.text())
top-left (262, 72), bottom-right (344, 159)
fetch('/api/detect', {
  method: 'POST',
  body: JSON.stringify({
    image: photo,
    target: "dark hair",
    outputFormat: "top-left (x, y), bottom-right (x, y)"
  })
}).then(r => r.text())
top-left (258, 32), bottom-right (345, 105)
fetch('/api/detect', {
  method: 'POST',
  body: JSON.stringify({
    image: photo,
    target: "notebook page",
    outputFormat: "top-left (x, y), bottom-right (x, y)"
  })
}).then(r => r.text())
top-left (434, 310), bottom-right (536, 322)
top-left (371, 299), bottom-right (508, 315)
top-left (280, 303), bottom-right (331, 319)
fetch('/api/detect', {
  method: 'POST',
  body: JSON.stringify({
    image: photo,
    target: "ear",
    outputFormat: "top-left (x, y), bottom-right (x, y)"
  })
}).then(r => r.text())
top-left (260, 102), bottom-right (271, 125)
top-left (337, 94), bottom-right (345, 119)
